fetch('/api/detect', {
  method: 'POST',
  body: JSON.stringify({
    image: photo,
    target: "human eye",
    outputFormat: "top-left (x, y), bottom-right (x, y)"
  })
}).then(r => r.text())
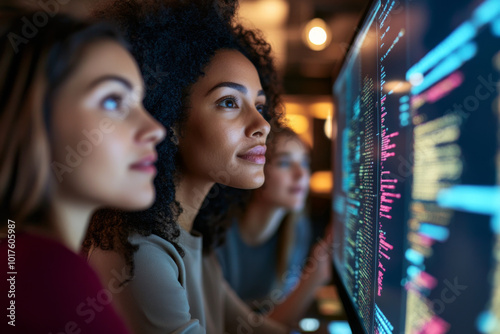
top-left (256, 104), bottom-right (266, 114)
top-left (217, 96), bottom-right (239, 109)
top-left (101, 94), bottom-right (123, 110)
top-left (101, 93), bottom-right (130, 118)
top-left (277, 160), bottom-right (291, 168)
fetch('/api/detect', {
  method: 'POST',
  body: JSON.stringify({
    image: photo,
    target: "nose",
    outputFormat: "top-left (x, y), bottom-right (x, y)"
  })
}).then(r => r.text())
top-left (137, 108), bottom-right (166, 145)
top-left (246, 106), bottom-right (270, 139)
top-left (293, 162), bottom-right (309, 181)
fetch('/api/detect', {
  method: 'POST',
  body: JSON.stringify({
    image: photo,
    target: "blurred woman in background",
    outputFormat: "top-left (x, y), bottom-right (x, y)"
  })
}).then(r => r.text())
top-left (0, 13), bottom-right (165, 333)
top-left (216, 126), bottom-right (332, 327)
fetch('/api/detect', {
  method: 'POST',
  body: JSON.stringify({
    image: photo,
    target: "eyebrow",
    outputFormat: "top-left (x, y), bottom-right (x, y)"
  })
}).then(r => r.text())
top-left (206, 81), bottom-right (265, 97)
top-left (274, 152), bottom-right (293, 159)
top-left (274, 152), bottom-right (310, 159)
top-left (86, 75), bottom-right (134, 92)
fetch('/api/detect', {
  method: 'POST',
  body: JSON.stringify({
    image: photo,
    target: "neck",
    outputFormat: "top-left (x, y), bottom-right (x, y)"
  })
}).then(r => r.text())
top-left (49, 193), bottom-right (94, 253)
top-left (239, 196), bottom-right (287, 246)
top-left (175, 175), bottom-right (214, 233)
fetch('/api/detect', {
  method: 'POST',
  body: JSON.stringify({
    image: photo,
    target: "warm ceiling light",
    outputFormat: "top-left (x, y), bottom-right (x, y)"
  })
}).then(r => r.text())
top-left (284, 102), bottom-right (303, 115)
top-left (310, 171), bottom-right (333, 195)
top-left (286, 114), bottom-right (309, 134)
top-left (324, 114), bottom-right (332, 139)
top-left (309, 27), bottom-right (327, 45)
top-left (239, 0), bottom-right (289, 27)
top-left (310, 102), bottom-right (334, 119)
top-left (303, 18), bottom-right (331, 51)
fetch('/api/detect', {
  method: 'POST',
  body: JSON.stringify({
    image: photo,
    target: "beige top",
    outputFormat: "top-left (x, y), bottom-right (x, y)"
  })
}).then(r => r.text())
top-left (88, 229), bottom-right (288, 334)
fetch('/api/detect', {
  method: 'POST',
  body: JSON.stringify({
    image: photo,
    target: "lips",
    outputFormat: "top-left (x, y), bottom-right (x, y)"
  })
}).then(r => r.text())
top-left (130, 153), bottom-right (157, 174)
top-left (289, 186), bottom-right (305, 195)
top-left (237, 145), bottom-right (266, 165)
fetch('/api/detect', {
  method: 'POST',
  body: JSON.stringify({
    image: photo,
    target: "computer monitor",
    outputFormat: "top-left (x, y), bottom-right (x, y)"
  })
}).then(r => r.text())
top-left (332, 0), bottom-right (500, 333)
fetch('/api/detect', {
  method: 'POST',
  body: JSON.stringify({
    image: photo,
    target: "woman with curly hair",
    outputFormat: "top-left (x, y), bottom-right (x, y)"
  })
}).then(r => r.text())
top-left (0, 12), bottom-right (165, 333)
top-left (83, 0), bottom-right (289, 333)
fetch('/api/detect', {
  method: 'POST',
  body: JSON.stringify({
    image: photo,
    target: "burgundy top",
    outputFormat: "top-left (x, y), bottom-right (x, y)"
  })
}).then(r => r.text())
top-left (0, 232), bottom-right (131, 334)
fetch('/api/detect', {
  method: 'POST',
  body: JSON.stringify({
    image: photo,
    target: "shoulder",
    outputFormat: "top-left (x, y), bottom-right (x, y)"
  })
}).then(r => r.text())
top-left (130, 233), bottom-right (184, 276)
top-left (88, 233), bottom-right (202, 333)
top-left (7, 233), bottom-right (98, 284)
top-left (0, 233), bottom-right (130, 333)
top-left (88, 233), bottom-right (185, 286)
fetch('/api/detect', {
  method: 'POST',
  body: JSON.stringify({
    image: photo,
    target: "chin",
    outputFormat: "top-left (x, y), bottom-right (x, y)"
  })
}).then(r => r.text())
top-left (287, 200), bottom-right (305, 211)
top-left (230, 173), bottom-right (265, 189)
top-left (117, 190), bottom-right (156, 211)
top-left (247, 173), bottom-right (265, 189)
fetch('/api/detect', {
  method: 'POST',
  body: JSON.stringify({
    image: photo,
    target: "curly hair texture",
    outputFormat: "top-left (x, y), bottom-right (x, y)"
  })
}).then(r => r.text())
top-left (82, 0), bottom-right (284, 279)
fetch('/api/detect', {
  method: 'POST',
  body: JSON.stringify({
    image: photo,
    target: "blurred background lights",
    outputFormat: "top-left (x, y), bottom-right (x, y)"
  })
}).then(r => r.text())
top-left (328, 320), bottom-right (352, 334)
top-left (286, 114), bottom-right (309, 134)
top-left (299, 318), bottom-right (320, 332)
top-left (409, 72), bottom-right (424, 86)
top-left (309, 26), bottom-right (327, 45)
top-left (310, 171), bottom-right (333, 195)
top-left (494, 50), bottom-right (500, 71)
top-left (310, 102), bottom-right (334, 119)
top-left (384, 80), bottom-right (412, 94)
top-left (303, 18), bottom-right (331, 51)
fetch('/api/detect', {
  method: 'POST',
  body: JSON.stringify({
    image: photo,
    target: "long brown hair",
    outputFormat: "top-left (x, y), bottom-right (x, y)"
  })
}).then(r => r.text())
top-left (0, 24), bottom-right (50, 226)
top-left (0, 14), bottom-right (125, 229)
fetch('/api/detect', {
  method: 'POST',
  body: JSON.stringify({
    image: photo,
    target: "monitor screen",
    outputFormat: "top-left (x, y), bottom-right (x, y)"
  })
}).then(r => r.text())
top-left (332, 0), bottom-right (500, 333)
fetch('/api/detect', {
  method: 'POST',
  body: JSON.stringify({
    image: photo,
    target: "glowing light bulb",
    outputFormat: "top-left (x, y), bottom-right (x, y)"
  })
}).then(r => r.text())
top-left (303, 18), bottom-right (331, 51)
top-left (309, 26), bottom-right (327, 46)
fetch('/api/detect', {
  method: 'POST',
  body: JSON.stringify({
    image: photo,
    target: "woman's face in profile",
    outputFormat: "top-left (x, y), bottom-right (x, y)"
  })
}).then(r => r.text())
top-left (178, 49), bottom-right (271, 189)
top-left (50, 40), bottom-right (165, 210)
top-left (258, 135), bottom-right (310, 211)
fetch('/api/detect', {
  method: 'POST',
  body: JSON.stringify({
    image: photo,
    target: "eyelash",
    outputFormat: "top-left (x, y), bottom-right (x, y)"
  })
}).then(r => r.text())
top-left (101, 94), bottom-right (122, 110)
top-left (217, 96), bottom-right (239, 109)
top-left (277, 160), bottom-right (291, 167)
top-left (276, 160), bottom-right (310, 168)
top-left (256, 104), bottom-right (266, 114)
top-left (217, 96), bottom-right (266, 114)
top-left (101, 93), bottom-right (132, 118)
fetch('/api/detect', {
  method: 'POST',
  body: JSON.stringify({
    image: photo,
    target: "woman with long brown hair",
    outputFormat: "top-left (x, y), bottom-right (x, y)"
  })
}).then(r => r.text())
top-left (0, 13), bottom-right (165, 333)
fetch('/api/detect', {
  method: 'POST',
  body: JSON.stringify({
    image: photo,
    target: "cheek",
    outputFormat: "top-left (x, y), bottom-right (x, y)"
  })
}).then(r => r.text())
top-left (50, 100), bottom-right (156, 208)
top-left (262, 169), bottom-right (289, 197)
top-left (81, 130), bottom-right (155, 209)
top-left (181, 119), bottom-right (240, 173)
top-left (52, 125), bottom-right (154, 208)
top-left (84, 131), bottom-right (129, 179)
top-left (180, 111), bottom-right (265, 189)
top-left (54, 127), bottom-right (129, 190)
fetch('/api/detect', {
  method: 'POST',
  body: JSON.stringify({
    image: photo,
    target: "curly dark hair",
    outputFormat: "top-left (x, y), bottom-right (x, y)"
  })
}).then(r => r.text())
top-left (82, 0), bottom-right (284, 278)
